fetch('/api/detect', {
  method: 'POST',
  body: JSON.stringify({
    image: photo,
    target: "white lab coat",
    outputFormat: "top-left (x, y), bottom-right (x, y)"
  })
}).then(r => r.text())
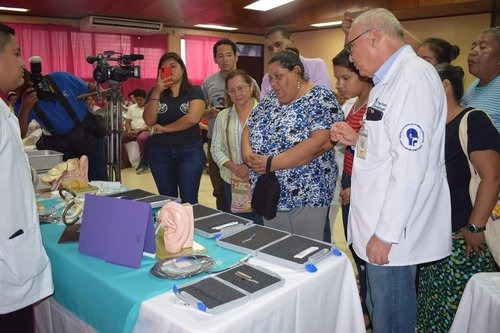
top-left (0, 99), bottom-right (53, 314)
top-left (348, 46), bottom-right (452, 265)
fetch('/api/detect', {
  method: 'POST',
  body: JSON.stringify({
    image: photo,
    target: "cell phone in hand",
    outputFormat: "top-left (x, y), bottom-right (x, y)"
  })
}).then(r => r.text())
top-left (160, 65), bottom-right (172, 80)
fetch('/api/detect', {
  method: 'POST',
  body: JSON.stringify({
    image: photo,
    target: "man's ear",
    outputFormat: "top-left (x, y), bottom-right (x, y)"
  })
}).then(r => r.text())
top-left (368, 29), bottom-right (379, 48)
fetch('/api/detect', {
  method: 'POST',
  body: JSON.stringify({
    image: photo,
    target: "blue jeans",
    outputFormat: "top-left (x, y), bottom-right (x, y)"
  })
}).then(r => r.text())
top-left (223, 181), bottom-right (263, 225)
top-left (366, 263), bottom-right (417, 333)
top-left (148, 140), bottom-right (205, 204)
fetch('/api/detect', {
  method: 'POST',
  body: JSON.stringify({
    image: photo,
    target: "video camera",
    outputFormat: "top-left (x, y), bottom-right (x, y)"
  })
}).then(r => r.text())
top-left (87, 51), bottom-right (143, 84)
top-left (29, 56), bottom-right (57, 101)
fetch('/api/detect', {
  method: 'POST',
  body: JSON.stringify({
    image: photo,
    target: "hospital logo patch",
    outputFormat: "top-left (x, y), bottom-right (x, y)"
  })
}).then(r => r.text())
top-left (399, 124), bottom-right (424, 151)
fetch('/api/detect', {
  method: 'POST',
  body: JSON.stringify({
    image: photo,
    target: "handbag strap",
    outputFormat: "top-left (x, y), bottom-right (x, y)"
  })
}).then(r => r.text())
top-left (458, 107), bottom-right (478, 184)
top-left (225, 110), bottom-right (233, 160)
top-left (265, 156), bottom-right (273, 175)
top-left (458, 107), bottom-right (499, 205)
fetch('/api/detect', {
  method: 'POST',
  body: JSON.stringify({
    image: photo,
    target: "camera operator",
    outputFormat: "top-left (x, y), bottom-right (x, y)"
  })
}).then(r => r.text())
top-left (15, 69), bottom-right (108, 181)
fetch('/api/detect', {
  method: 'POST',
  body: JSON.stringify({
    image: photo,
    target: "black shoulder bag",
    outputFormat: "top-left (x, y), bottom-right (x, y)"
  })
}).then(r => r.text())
top-left (251, 156), bottom-right (280, 219)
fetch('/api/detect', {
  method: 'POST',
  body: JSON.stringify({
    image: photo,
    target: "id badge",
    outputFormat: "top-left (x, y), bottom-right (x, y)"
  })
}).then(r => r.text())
top-left (356, 121), bottom-right (368, 159)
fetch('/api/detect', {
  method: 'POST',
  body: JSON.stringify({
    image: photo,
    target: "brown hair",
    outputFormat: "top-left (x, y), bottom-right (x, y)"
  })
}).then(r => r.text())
top-left (156, 52), bottom-right (193, 96)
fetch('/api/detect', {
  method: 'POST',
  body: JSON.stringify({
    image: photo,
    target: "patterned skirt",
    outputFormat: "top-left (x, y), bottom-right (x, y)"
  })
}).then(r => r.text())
top-left (416, 237), bottom-right (494, 332)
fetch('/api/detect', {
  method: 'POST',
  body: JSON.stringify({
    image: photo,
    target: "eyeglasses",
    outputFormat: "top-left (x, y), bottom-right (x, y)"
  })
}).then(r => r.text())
top-left (344, 30), bottom-right (370, 54)
top-left (226, 85), bottom-right (249, 95)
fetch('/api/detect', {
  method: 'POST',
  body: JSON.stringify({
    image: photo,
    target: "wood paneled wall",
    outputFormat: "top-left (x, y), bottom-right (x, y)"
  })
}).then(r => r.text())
top-left (293, 13), bottom-right (490, 89)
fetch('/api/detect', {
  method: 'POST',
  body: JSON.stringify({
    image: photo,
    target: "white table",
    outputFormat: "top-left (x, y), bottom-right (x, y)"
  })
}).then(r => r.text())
top-left (36, 253), bottom-right (365, 333)
top-left (449, 272), bottom-right (500, 333)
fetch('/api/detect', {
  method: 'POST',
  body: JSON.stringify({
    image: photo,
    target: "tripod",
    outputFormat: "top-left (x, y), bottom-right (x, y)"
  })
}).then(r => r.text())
top-left (101, 80), bottom-right (123, 181)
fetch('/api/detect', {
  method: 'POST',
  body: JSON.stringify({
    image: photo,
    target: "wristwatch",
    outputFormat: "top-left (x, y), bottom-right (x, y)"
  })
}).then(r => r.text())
top-left (467, 223), bottom-right (486, 233)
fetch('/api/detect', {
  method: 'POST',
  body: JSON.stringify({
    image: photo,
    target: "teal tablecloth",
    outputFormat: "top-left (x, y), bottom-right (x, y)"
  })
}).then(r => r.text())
top-left (41, 224), bottom-right (244, 333)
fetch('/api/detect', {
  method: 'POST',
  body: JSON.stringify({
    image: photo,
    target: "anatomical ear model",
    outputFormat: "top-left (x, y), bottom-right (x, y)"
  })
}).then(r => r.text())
top-left (157, 201), bottom-right (194, 253)
top-left (41, 155), bottom-right (89, 189)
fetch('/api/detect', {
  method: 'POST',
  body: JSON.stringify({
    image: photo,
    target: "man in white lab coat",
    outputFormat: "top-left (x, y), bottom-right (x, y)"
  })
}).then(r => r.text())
top-left (331, 8), bottom-right (451, 333)
top-left (0, 23), bottom-right (53, 332)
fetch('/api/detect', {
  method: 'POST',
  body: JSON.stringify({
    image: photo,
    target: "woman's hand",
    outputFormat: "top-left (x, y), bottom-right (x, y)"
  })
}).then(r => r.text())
top-left (245, 153), bottom-right (268, 175)
top-left (153, 124), bottom-right (166, 134)
top-left (232, 163), bottom-right (250, 182)
top-left (156, 68), bottom-right (173, 91)
top-left (453, 229), bottom-right (488, 257)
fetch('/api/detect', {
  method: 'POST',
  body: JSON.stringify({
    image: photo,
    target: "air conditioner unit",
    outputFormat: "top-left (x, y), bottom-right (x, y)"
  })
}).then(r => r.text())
top-left (80, 16), bottom-right (163, 35)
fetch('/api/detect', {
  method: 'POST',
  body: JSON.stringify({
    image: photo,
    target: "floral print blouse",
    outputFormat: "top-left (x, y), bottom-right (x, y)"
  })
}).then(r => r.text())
top-left (247, 85), bottom-right (344, 210)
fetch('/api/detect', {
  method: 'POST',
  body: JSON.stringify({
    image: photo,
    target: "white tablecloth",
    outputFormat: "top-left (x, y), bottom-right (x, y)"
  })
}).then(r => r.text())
top-left (449, 272), bottom-right (500, 333)
top-left (134, 254), bottom-right (364, 333)
top-left (36, 253), bottom-right (365, 333)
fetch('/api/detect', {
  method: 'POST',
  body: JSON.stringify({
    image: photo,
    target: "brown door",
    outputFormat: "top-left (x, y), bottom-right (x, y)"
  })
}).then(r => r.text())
top-left (236, 43), bottom-right (264, 88)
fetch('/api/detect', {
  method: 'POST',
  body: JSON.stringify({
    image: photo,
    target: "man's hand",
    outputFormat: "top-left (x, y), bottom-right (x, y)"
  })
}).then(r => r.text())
top-left (341, 16), bottom-right (354, 36)
top-left (366, 234), bottom-right (392, 265)
top-left (20, 88), bottom-right (38, 110)
top-left (339, 187), bottom-right (351, 205)
top-left (331, 122), bottom-right (358, 146)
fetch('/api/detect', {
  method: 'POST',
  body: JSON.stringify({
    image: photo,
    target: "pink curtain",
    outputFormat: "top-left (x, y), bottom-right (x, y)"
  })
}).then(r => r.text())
top-left (6, 22), bottom-right (168, 100)
top-left (183, 35), bottom-right (222, 86)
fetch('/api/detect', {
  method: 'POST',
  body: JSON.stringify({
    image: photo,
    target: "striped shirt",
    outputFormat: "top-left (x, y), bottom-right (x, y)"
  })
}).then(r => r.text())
top-left (343, 103), bottom-right (367, 176)
top-left (461, 75), bottom-right (500, 132)
top-left (210, 99), bottom-right (259, 183)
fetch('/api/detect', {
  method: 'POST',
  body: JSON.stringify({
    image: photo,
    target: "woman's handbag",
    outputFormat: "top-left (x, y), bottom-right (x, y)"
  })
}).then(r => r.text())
top-left (230, 173), bottom-right (253, 213)
top-left (459, 109), bottom-right (500, 265)
top-left (251, 156), bottom-right (280, 219)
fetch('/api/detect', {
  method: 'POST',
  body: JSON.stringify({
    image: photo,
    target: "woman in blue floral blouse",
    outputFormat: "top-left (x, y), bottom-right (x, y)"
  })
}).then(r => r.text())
top-left (242, 50), bottom-right (344, 240)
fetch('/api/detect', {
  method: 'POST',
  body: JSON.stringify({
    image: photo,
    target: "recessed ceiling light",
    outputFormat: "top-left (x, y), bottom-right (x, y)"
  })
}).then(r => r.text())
top-left (194, 24), bottom-right (238, 31)
top-left (0, 6), bottom-right (29, 13)
top-left (310, 21), bottom-right (343, 28)
top-left (244, 0), bottom-right (295, 12)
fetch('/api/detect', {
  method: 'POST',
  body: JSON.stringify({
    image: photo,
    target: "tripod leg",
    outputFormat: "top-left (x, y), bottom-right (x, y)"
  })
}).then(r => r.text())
top-left (105, 81), bottom-right (124, 182)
